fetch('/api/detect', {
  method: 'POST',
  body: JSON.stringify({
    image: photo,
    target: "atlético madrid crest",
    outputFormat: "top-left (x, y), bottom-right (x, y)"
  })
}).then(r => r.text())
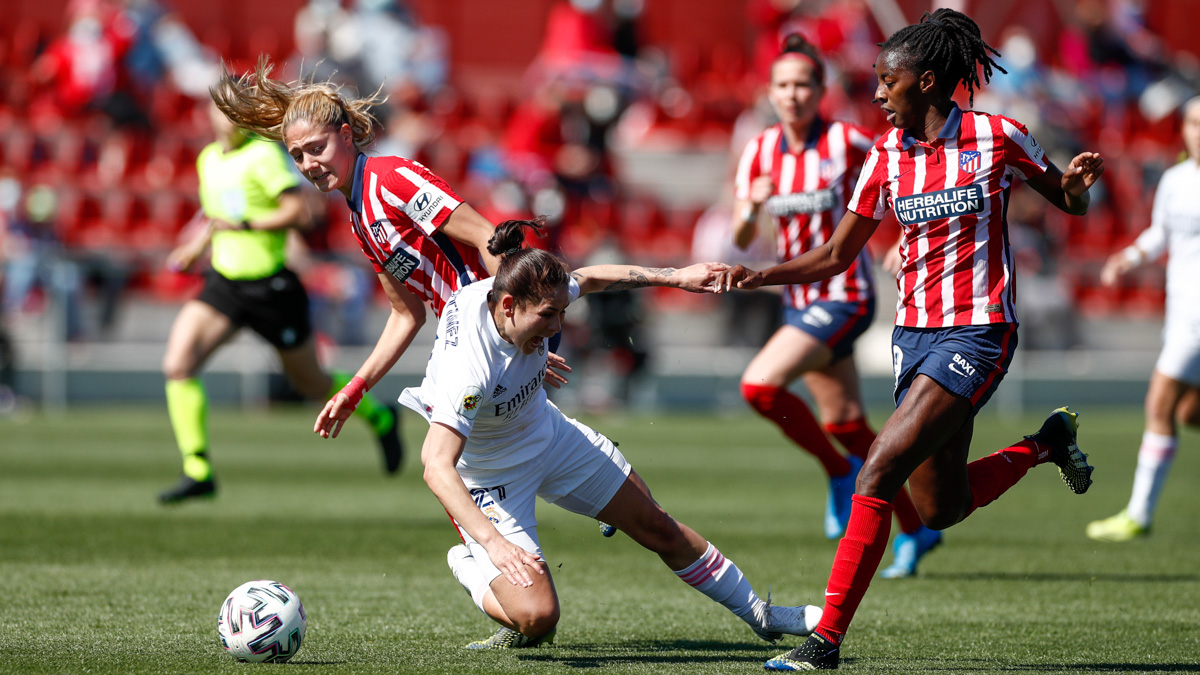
top-left (959, 151), bottom-right (981, 173)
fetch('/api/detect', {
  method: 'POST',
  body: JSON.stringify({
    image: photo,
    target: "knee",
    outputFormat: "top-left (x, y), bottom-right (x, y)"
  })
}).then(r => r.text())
top-left (162, 354), bottom-right (192, 381)
top-left (1176, 395), bottom-right (1200, 430)
top-left (918, 507), bottom-right (960, 531)
top-left (508, 603), bottom-right (560, 638)
top-left (741, 382), bottom-right (780, 414)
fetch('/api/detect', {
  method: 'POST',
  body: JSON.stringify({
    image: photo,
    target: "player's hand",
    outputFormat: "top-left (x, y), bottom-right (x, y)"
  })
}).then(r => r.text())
top-left (314, 393), bottom-right (356, 439)
top-left (716, 264), bottom-right (764, 291)
top-left (165, 244), bottom-right (201, 273)
top-left (748, 176), bottom-right (774, 206)
top-left (881, 243), bottom-right (903, 276)
top-left (544, 352), bottom-right (572, 389)
top-left (210, 218), bottom-right (244, 231)
top-left (484, 539), bottom-right (545, 588)
top-left (1062, 152), bottom-right (1104, 196)
top-left (1100, 250), bottom-right (1137, 287)
top-left (675, 262), bottom-right (730, 293)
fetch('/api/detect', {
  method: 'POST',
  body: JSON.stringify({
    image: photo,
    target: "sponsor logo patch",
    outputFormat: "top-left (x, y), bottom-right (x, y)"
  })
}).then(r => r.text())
top-left (949, 353), bottom-right (977, 378)
top-left (383, 248), bottom-right (420, 283)
top-left (766, 188), bottom-right (837, 217)
top-left (801, 305), bottom-right (834, 328)
top-left (1022, 132), bottom-right (1045, 164)
top-left (895, 184), bottom-right (984, 225)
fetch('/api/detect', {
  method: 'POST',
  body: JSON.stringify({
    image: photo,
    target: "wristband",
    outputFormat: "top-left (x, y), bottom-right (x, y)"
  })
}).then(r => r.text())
top-left (339, 376), bottom-right (367, 409)
top-left (240, 219), bottom-right (251, 230)
top-left (1121, 246), bottom-right (1144, 265)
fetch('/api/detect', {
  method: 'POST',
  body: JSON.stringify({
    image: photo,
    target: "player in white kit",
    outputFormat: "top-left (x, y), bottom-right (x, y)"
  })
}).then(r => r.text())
top-left (1087, 96), bottom-right (1200, 541)
top-left (398, 220), bottom-right (821, 649)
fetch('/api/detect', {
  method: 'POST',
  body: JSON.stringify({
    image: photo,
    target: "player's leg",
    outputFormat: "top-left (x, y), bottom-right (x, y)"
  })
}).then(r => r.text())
top-left (594, 471), bottom-right (821, 642)
top-left (1088, 369), bottom-right (1188, 541)
top-left (741, 324), bottom-right (849, 478)
top-left (159, 299), bottom-right (237, 502)
top-left (1175, 385), bottom-right (1200, 429)
top-left (766, 376), bottom-right (970, 670)
top-left (259, 269), bottom-right (402, 473)
top-left (447, 474), bottom-right (560, 647)
top-left (805, 357), bottom-right (935, 577)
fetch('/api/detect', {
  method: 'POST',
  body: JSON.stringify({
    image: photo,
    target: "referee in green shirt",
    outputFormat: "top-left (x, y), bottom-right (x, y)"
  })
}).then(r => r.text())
top-left (158, 102), bottom-right (401, 503)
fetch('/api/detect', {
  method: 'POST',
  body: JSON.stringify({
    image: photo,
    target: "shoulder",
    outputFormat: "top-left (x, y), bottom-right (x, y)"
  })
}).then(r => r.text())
top-left (834, 121), bottom-right (877, 153)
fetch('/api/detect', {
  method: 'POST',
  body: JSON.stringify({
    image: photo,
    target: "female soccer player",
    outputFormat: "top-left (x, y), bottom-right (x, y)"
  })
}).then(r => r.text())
top-left (719, 9), bottom-right (1103, 669)
top-left (1086, 96), bottom-right (1200, 542)
top-left (400, 219), bottom-right (821, 649)
top-left (158, 100), bottom-right (401, 503)
top-left (209, 58), bottom-right (563, 448)
top-left (734, 33), bottom-right (940, 575)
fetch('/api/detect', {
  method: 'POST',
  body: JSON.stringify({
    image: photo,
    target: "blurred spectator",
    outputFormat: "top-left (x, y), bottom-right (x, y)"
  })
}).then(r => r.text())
top-left (30, 0), bottom-right (141, 126)
top-left (0, 178), bottom-right (86, 340)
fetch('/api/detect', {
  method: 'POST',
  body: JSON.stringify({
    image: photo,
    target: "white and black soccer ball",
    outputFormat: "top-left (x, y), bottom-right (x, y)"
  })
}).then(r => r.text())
top-left (216, 580), bottom-right (306, 663)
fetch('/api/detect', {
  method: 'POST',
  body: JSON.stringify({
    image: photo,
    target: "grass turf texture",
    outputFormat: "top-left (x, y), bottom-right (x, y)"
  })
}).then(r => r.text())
top-left (1, 405), bottom-right (1198, 674)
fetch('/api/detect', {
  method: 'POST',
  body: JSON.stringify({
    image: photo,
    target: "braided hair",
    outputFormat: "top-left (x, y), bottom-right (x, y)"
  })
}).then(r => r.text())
top-left (878, 8), bottom-right (1005, 106)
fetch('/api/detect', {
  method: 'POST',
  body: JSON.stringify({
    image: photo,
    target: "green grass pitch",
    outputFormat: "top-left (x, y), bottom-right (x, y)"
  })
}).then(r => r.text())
top-left (1, 404), bottom-right (1198, 673)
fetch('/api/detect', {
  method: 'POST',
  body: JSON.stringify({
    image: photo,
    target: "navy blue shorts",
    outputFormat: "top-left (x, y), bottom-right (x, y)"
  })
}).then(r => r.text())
top-left (783, 298), bottom-right (876, 362)
top-left (891, 323), bottom-right (1018, 415)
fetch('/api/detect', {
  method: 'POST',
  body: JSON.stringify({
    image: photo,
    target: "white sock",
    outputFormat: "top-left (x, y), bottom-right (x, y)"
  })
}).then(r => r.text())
top-left (1126, 431), bottom-right (1177, 527)
top-left (674, 543), bottom-right (764, 625)
top-left (448, 545), bottom-right (492, 614)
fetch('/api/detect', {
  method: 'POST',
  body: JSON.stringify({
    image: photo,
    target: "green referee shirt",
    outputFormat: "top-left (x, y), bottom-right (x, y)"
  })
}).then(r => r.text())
top-left (197, 136), bottom-right (301, 280)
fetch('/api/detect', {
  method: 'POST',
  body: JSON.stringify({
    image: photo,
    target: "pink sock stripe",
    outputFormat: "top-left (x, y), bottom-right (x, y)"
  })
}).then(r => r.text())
top-left (1139, 436), bottom-right (1178, 462)
top-left (678, 548), bottom-right (726, 587)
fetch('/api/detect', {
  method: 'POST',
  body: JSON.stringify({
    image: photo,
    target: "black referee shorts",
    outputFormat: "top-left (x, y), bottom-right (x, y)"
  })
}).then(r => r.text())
top-left (197, 268), bottom-right (313, 350)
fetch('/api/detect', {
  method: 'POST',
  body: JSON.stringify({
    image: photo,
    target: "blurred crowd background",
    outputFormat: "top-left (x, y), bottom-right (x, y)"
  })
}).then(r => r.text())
top-left (1, 0), bottom-right (1199, 413)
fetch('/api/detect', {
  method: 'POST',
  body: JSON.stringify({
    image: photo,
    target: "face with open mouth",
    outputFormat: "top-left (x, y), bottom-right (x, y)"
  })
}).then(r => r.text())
top-left (285, 119), bottom-right (357, 196)
top-left (494, 286), bottom-right (568, 355)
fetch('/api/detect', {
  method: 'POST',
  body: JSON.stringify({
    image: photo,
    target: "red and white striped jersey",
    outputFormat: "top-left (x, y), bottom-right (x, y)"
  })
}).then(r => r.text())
top-left (346, 154), bottom-right (489, 317)
top-left (847, 106), bottom-right (1049, 327)
top-left (735, 118), bottom-right (877, 309)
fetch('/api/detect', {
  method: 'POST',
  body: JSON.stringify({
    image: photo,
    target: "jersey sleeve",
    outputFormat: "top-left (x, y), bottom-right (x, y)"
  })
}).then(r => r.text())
top-left (846, 145), bottom-right (888, 220)
top-left (1135, 170), bottom-right (1173, 261)
top-left (998, 117), bottom-right (1049, 181)
top-left (251, 141), bottom-right (301, 199)
top-left (733, 136), bottom-right (763, 201)
top-left (375, 160), bottom-right (464, 237)
top-left (426, 333), bottom-right (494, 438)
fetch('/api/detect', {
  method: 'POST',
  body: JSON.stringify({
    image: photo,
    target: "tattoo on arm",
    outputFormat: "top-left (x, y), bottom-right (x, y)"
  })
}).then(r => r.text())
top-left (601, 267), bottom-right (674, 292)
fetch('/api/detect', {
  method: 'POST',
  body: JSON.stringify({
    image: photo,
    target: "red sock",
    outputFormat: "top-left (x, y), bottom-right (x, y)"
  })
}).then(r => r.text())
top-left (825, 418), bottom-right (923, 535)
top-left (964, 439), bottom-right (1041, 518)
top-left (815, 494), bottom-right (892, 644)
top-left (742, 383), bottom-right (849, 476)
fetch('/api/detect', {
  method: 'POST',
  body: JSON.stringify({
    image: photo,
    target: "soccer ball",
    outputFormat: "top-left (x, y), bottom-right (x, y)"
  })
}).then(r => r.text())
top-left (216, 580), bottom-right (306, 663)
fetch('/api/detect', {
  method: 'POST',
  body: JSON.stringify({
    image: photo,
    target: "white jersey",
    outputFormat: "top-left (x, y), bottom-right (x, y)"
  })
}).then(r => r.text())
top-left (1137, 159), bottom-right (1200, 323)
top-left (399, 276), bottom-right (582, 474)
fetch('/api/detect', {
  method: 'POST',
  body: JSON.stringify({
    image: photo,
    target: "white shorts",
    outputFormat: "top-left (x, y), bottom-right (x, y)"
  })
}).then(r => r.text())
top-left (452, 413), bottom-right (632, 584)
top-left (1156, 317), bottom-right (1200, 386)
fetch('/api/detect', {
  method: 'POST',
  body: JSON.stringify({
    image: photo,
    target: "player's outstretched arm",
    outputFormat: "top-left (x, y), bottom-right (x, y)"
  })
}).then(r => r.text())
top-left (570, 262), bottom-right (729, 296)
top-left (314, 274), bottom-right (426, 439)
top-left (421, 423), bottom-right (544, 588)
top-left (720, 211), bottom-right (881, 290)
